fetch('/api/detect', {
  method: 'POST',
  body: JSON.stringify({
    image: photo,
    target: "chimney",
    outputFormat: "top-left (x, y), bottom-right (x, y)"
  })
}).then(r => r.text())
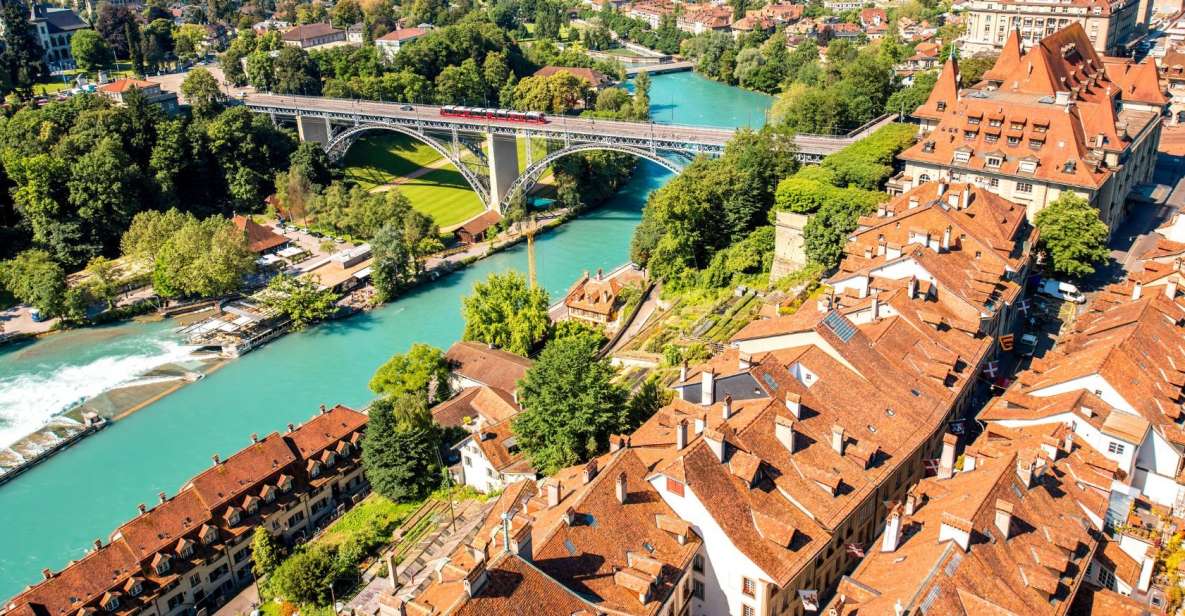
top-left (908, 196), bottom-right (920, 209)
top-left (41, 568), bottom-right (52, 581)
top-left (937, 181), bottom-right (948, 197)
top-left (881, 504), bottom-right (904, 552)
top-left (676, 419), bottom-right (688, 450)
top-left (775, 415), bottom-right (796, 453)
top-left (960, 188), bottom-right (969, 209)
top-left (546, 480), bottom-right (561, 508)
top-left (158, 491), bottom-right (167, 504)
top-left (1138, 555), bottom-right (1156, 592)
top-left (701, 368), bottom-right (715, 406)
top-left (942, 225), bottom-right (952, 251)
top-left (939, 514), bottom-right (971, 551)
top-left (596, 267), bottom-right (604, 281)
top-left (581, 459), bottom-right (598, 484)
top-left (1063, 431), bottom-right (1074, 453)
top-left (938, 433), bottom-right (957, 480)
top-left (287, 423), bottom-right (295, 433)
top-left (616, 472), bottom-right (627, 504)
top-left (703, 429), bottom-right (725, 462)
top-left (211, 454), bottom-right (221, 466)
top-left (871, 295), bottom-right (880, 320)
top-left (722, 395), bottom-right (733, 420)
top-left (786, 392), bottom-right (802, 419)
top-left (1040, 435), bottom-right (1059, 461)
top-left (137, 503), bottom-right (147, 514)
top-left (895, 600), bottom-right (905, 616)
top-left (963, 450), bottom-right (977, 471)
top-left (738, 352), bottom-right (752, 370)
top-left (694, 416), bottom-right (705, 434)
top-left (831, 424), bottom-right (846, 455)
top-left (93, 539), bottom-right (102, 551)
top-left (250, 433), bottom-right (259, 443)
top-left (994, 499), bottom-right (1013, 540)
top-left (1167, 280), bottom-right (1178, 299)
top-left (1132, 282), bottom-right (1143, 301)
top-left (908, 277), bottom-right (918, 299)
top-left (610, 434), bottom-right (626, 452)
top-left (680, 361), bottom-right (688, 382)
top-left (904, 488), bottom-right (919, 515)
top-left (947, 193), bottom-right (959, 209)
top-left (320, 403), bottom-right (327, 414)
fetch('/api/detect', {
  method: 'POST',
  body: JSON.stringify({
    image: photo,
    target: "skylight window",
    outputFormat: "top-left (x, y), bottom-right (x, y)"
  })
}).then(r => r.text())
top-left (823, 311), bottom-right (857, 343)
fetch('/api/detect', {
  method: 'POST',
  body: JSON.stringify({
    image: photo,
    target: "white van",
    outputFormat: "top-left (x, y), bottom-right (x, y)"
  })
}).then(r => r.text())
top-left (1038, 279), bottom-right (1086, 304)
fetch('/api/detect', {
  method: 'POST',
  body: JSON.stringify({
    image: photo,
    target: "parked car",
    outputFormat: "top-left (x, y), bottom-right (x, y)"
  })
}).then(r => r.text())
top-left (1038, 279), bottom-right (1086, 303)
top-left (400, 104), bottom-right (414, 111)
top-left (1020, 333), bottom-right (1038, 356)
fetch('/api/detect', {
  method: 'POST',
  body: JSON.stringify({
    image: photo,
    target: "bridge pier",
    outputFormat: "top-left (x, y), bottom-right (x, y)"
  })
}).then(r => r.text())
top-left (487, 132), bottom-right (520, 210)
top-left (296, 115), bottom-right (332, 147)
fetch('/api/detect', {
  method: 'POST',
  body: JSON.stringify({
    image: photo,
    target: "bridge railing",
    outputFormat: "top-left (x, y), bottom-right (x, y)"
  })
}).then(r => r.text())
top-left (793, 113), bottom-right (899, 142)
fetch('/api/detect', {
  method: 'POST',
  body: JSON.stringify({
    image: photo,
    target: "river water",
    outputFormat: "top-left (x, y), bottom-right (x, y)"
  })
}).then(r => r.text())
top-left (0, 71), bottom-right (770, 596)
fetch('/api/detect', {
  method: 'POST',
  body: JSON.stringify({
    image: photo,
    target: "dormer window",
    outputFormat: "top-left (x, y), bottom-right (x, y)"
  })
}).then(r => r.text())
top-left (199, 525), bottom-right (217, 545)
top-left (954, 150), bottom-right (971, 163)
top-left (337, 442), bottom-right (351, 456)
top-left (1029, 138), bottom-right (1044, 150)
top-left (984, 132), bottom-right (999, 144)
top-left (1007, 136), bottom-right (1021, 146)
top-left (176, 537), bottom-right (195, 559)
top-left (278, 475), bottom-right (293, 492)
top-left (923, 141), bottom-right (935, 153)
top-left (964, 130), bottom-right (977, 140)
top-left (322, 451), bottom-right (336, 467)
top-left (261, 485), bottom-right (276, 503)
top-left (1062, 160), bottom-right (1077, 173)
top-left (989, 119), bottom-right (1003, 127)
top-left (936, 101), bottom-right (947, 111)
top-left (104, 595), bottom-right (120, 611)
top-left (1010, 121), bottom-right (1025, 130)
top-left (225, 507), bottom-right (241, 526)
top-left (986, 156), bottom-right (1003, 168)
top-left (1033, 123), bottom-right (1048, 133)
top-left (153, 554), bottom-right (171, 575)
top-left (968, 117), bottom-right (981, 125)
top-left (245, 497), bottom-right (260, 515)
top-left (128, 581), bottom-right (142, 597)
top-left (1019, 159), bottom-right (1038, 173)
top-left (309, 461), bottom-right (322, 478)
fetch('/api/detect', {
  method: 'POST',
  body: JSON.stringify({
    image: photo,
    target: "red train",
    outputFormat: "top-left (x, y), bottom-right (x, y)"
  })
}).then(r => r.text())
top-left (440, 105), bottom-right (548, 124)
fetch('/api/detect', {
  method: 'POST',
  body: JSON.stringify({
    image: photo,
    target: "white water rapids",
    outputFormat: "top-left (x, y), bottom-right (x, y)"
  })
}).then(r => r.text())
top-left (0, 337), bottom-right (202, 450)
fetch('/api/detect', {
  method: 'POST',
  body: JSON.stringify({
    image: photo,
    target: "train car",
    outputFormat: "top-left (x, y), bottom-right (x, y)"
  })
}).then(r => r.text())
top-left (440, 106), bottom-right (548, 124)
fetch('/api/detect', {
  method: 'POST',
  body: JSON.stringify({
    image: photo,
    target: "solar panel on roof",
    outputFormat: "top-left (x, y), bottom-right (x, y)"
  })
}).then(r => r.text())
top-left (919, 586), bottom-right (942, 613)
top-left (762, 373), bottom-right (778, 391)
top-left (822, 311), bottom-right (857, 343)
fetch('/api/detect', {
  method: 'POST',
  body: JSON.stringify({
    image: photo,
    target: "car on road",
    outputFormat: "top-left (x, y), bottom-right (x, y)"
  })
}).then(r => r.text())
top-left (1020, 333), bottom-right (1039, 356)
top-left (1037, 279), bottom-right (1086, 303)
top-left (400, 104), bottom-right (414, 111)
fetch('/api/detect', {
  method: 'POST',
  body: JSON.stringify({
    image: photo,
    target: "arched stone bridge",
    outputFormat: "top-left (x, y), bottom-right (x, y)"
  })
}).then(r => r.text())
top-left (244, 93), bottom-right (896, 212)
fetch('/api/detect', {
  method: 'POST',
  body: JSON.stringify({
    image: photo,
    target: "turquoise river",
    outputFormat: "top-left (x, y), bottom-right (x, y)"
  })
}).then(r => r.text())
top-left (0, 71), bottom-right (771, 596)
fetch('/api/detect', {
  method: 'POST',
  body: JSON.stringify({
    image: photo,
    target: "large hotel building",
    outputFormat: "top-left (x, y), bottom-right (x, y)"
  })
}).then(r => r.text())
top-left (958, 0), bottom-right (1143, 56)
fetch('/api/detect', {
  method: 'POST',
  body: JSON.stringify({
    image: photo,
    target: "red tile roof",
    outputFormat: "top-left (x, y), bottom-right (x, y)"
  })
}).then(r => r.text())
top-left (444, 341), bottom-right (532, 393)
top-left (231, 215), bottom-right (287, 253)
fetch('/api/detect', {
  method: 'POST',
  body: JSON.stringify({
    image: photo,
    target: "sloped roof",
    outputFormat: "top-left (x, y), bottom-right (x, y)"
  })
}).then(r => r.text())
top-left (444, 341), bottom-right (532, 393)
top-left (232, 215), bottom-right (287, 253)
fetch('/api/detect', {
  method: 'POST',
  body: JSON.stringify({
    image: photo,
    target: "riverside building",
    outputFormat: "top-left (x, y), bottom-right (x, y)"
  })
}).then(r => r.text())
top-left (891, 24), bottom-right (1165, 234)
top-left (0, 405), bottom-right (368, 616)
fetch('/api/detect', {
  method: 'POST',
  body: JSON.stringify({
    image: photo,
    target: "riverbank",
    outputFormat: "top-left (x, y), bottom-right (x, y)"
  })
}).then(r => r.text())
top-left (0, 72), bottom-right (771, 598)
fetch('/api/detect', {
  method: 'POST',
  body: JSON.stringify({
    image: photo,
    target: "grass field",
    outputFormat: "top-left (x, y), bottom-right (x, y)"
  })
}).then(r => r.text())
top-left (341, 133), bottom-right (445, 189)
top-left (396, 168), bottom-right (485, 228)
top-left (341, 133), bottom-right (484, 228)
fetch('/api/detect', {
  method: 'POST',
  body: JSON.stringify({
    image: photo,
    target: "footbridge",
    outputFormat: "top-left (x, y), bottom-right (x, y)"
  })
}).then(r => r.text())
top-left (244, 93), bottom-right (895, 212)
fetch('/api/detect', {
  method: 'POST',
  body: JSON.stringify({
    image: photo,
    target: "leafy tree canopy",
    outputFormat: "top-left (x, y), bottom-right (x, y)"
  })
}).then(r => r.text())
top-left (461, 270), bottom-right (550, 355)
top-left (1034, 192), bottom-right (1111, 278)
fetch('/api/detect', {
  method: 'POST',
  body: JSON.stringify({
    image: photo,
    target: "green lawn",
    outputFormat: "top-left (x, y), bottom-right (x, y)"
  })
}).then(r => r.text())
top-left (340, 133), bottom-right (484, 228)
top-left (317, 494), bottom-right (419, 548)
top-left (397, 168), bottom-right (485, 229)
top-left (605, 47), bottom-right (646, 58)
top-left (341, 133), bottom-right (445, 189)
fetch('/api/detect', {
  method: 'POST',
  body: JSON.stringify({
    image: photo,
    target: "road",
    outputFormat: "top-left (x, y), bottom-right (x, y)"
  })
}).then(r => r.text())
top-left (243, 93), bottom-right (886, 158)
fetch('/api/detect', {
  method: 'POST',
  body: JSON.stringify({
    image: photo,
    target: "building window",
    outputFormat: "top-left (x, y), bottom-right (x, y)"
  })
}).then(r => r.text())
top-left (189, 574), bottom-right (200, 588)
top-left (985, 133), bottom-right (999, 144)
top-left (463, 455), bottom-right (472, 467)
top-left (1109, 442), bottom-right (1126, 455)
top-left (692, 580), bottom-right (705, 600)
top-left (989, 177), bottom-right (999, 187)
top-left (742, 605), bottom-right (755, 616)
top-left (666, 477), bottom-right (685, 497)
top-left (693, 554), bottom-right (704, 572)
top-left (1016, 182), bottom-right (1033, 194)
top-left (1007, 136), bottom-right (1021, 146)
top-left (986, 156), bottom-right (1002, 168)
top-left (1099, 566), bottom-right (1116, 589)
top-left (742, 577), bottom-right (756, 596)
top-left (954, 151), bottom-right (971, 163)
top-left (487, 468), bottom-right (496, 478)
top-left (166, 594), bottom-right (184, 611)
top-left (936, 101), bottom-right (946, 112)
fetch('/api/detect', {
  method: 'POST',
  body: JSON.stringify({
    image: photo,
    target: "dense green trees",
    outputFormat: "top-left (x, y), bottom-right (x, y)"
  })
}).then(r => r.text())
top-left (513, 333), bottom-right (629, 473)
top-left (252, 527), bottom-right (283, 578)
top-left (268, 545), bottom-right (338, 605)
top-left (630, 125), bottom-right (797, 285)
top-left (258, 274), bottom-right (338, 329)
top-left (1035, 192), bottom-right (1111, 278)
top-left (361, 394), bottom-right (442, 502)
top-left (141, 212), bottom-right (256, 298)
top-left (511, 71), bottom-right (591, 113)
top-left (461, 271), bottom-right (550, 355)
top-left (369, 343), bottom-right (452, 402)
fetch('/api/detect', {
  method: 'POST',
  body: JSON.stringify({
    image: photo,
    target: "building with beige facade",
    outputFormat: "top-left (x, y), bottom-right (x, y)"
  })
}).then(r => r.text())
top-left (958, 0), bottom-right (1142, 56)
top-left (891, 25), bottom-right (1165, 234)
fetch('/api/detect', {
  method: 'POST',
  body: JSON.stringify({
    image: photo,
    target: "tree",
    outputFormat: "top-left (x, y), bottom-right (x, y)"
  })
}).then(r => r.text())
top-left (122, 209), bottom-right (193, 260)
top-left (268, 544), bottom-right (338, 606)
top-left (67, 138), bottom-right (145, 254)
top-left (152, 216), bottom-right (255, 298)
top-left (0, 249), bottom-right (66, 316)
top-left (252, 527), bottom-right (282, 578)
top-left (1035, 192), bottom-right (1111, 278)
top-left (125, 20), bottom-right (144, 77)
top-left (513, 334), bottom-right (628, 474)
top-left (1, 0), bottom-right (46, 98)
top-left (181, 67), bottom-right (225, 117)
top-left (85, 256), bottom-right (120, 309)
top-left (290, 141), bottom-right (332, 188)
top-left (361, 395), bottom-right (442, 502)
top-left (272, 46), bottom-right (321, 95)
top-left (95, 3), bottom-right (137, 59)
top-left (433, 59), bottom-right (484, 105)
top-left (71, 30), bottom-right (115, 75)
top-left (173, 23), bottom-right (208, 62)
top-left (511, 71), bottom-right (591, 114)
top-left (461, 271), bottom-right (550, 355)
top-left (371, 219), bottom-right (415, 301)
top-left (369, 343), bottom-right (452, 402)
top-left (258, 273), bottom-right (338, 329)
top-left (330, 0), bottom-right (363, 28)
